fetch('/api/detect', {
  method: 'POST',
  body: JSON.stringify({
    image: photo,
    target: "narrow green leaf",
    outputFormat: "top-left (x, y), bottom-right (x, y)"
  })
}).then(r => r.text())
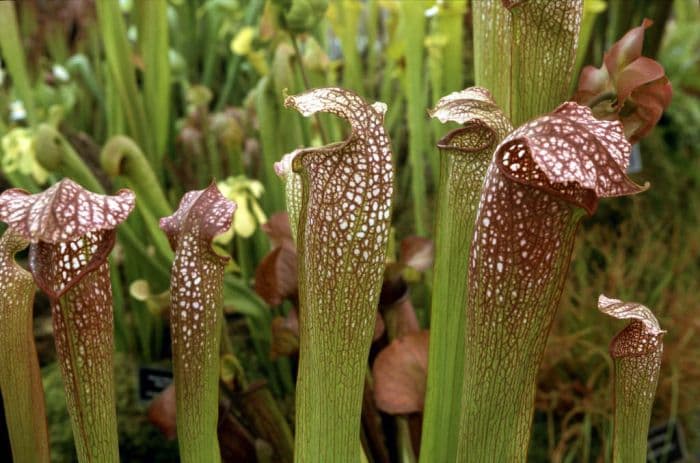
top-left (420, 88), bottom-right (512, 463)
top-left (138, 0), bottom-right (170, 160)
top-left (0, 229), bottom-right (50, 463)
top-left (160, 184), bottom-right (236, 463)
top-left (0, 1), bottom-right (36, 125)
top-left (285, 88), bottom-right (393, 462)
top-left (94, 0), bottom-right (155, 163)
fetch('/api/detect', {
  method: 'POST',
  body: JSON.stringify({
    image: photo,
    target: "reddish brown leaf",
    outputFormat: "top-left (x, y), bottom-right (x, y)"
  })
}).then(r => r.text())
top-left (254, 243), bottom-right (298, 306)
top-left (495, 102), bottom-right (647, 215)
top-left (270, 310), bottom-right (300, 359)
top-left (373, 330), bottom-right (429, 415)
top-left (148, 384), bottom-right (177, 440)
top-left (574, 19), bottom-right (672, 143)
top-left (399, 236), bottom-right (434, 272)
top-left (458, 102), bottom-right (646, 459)
top-left (261, 212), bottom-right (293, 248)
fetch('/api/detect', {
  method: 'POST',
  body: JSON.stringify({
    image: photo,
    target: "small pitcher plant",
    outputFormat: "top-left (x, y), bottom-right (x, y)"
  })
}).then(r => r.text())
top-left (160, 183), bottom-right (236, 463)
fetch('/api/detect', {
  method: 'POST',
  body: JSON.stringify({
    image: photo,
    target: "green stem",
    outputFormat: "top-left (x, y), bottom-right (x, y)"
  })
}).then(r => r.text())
top-left (400, 1), bottom-right (429, 236)
top-left (420, 121), bottom-right (500, 462)
top-left (0, 1), bottom-right (36, 125)
top-left (101, 135), bottom-right (172, 218)
top-left (137, 0), bottom-right (171, 161)
top-left (33, 124), bottom-right (106, 193)
top-left (0, 231), bottom-right (50, 463)
top-left (53, 263), bottom-right (120, 463)
top-left (286, 89), bottom-right (393, 462)
top-left (95, 0), bottom-right (156, 162)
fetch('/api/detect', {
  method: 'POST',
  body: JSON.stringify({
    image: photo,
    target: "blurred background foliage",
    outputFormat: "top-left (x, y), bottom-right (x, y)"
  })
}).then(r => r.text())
top-left (0, 0), bottom-right (698, 461)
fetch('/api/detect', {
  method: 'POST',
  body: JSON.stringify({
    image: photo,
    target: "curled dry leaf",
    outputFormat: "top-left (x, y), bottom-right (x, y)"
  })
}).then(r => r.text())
top-left (598, 295), bottom-right (664, 463)
top-left (0, 178), bottom-right (135, 463)
top-left (421, 87), bottom-right (512, 461)
top-left (159, 183), bottom-right (236, 463)
top-left (0, 229), bottom-right (50, 463)
top-left (458, 102), bottom-right (645, 461)
top-left (373, 330), bottom-right (429, 415)
top-left (284, 87), bottom-right (393, 461)
top-left (575, 19), bottom-right (672, 143)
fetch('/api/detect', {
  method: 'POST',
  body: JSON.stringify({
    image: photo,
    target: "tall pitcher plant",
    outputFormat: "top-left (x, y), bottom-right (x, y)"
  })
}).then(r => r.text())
top-left (281, 88), bottom-right (393, 462)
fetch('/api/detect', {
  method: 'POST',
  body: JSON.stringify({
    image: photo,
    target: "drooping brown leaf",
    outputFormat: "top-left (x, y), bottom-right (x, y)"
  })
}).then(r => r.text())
top-left (0, 178), bottom-right (135, 463)
top-left (598, 295), bottom-right (664, 462)
top-left (270, 309), bottom-right (299, 360)
top-left (284, 87), bottom-right (394, 461)
top-left (575, 19), bottom-right (672, 143)
top-left (147, 384), bottom-right (177, 440)
top-left (373, 330), bottom-right (429, 415)
top-left (254, 243), bottom-right (298, 306)
top-left (159, 183), bottom-right (236, 462)
top-left (261, 211), bottom-right (293, 248)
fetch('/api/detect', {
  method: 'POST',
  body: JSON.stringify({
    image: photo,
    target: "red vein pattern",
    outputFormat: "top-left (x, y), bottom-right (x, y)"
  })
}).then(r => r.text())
top-left (284, 88), bottom-right (393, 462)
top-left (458, 102), bottom-right (645, 461)
top-left (599, 295), bottom-right (664, 462)
top-left (0, 178), bottom-right (134, 463)
top-left (160, 183), bottom-right (236, 463)
top-left (0, 230), bottom-right (50, 462)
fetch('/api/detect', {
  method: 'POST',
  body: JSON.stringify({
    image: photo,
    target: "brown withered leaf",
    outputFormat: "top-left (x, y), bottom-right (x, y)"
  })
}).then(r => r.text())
top-left (261, 212), bottom-right (293, 248)
top-left (399, 236), bottom-right (434, 272)
top-left (254, 243), bottom-right (298, 306)
top-left (270, 310), bottom-right (300, 359)
top-left (147, 384), bottom-right (177, 440)
top-left (373, 330), bottom-right (429, 415)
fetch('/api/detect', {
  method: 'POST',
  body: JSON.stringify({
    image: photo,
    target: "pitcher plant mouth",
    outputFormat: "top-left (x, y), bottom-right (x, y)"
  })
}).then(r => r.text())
top-left (283, 87), bottom-right (393, 463)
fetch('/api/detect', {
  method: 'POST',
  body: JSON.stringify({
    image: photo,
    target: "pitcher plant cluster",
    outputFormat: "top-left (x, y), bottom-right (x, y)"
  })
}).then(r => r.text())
top-left (0, 1), bottom-right (674, 463)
